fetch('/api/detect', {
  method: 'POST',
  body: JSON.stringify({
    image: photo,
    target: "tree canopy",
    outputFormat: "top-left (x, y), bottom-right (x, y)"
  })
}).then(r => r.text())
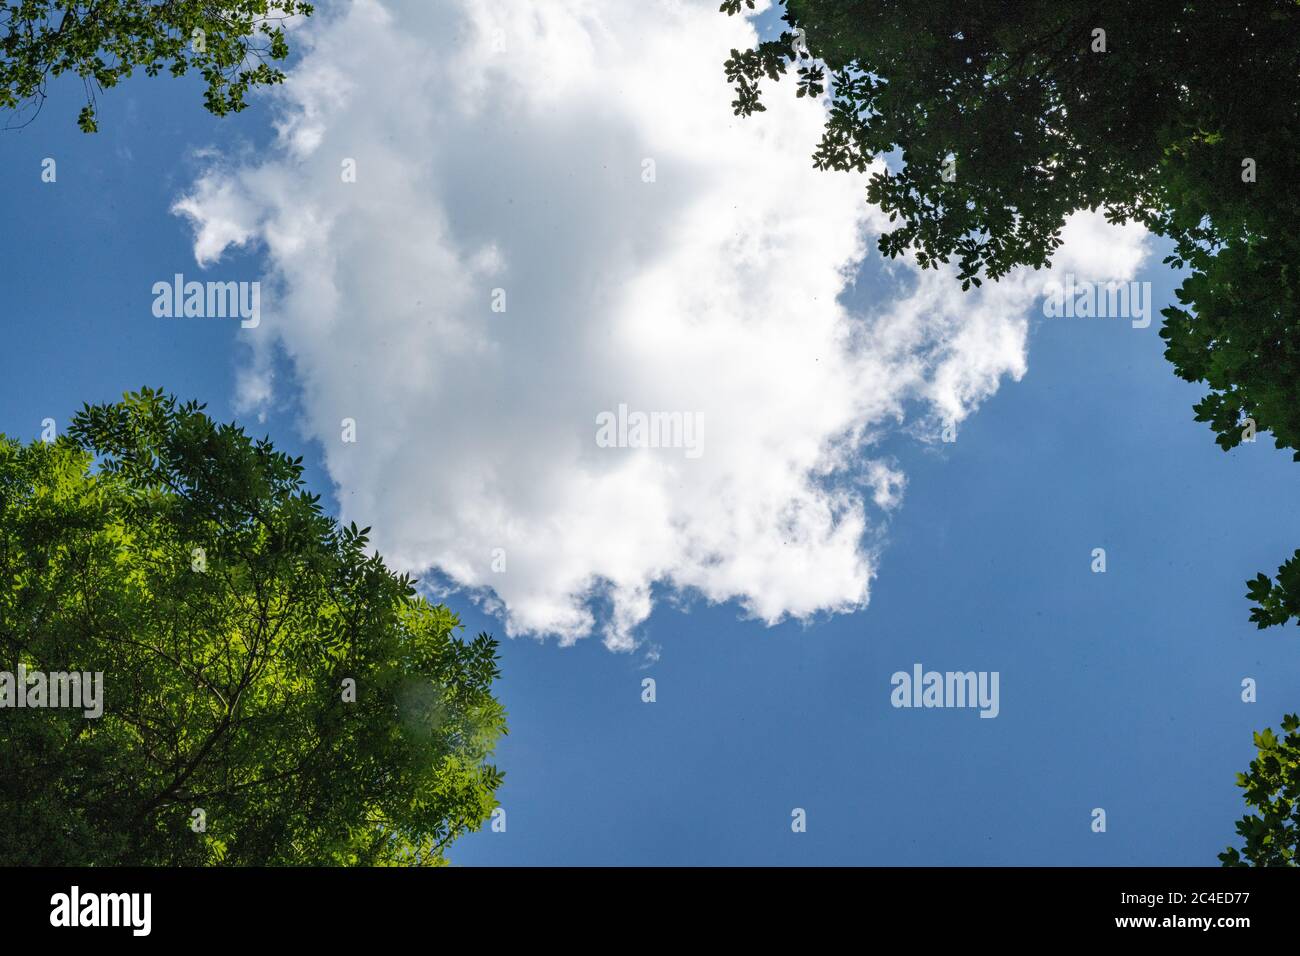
top-left (724, 0), bottom-right (1300, 469)
top-left (722, 0), bottom-right (1300, 863)
top-left (0, 388), bottom-right (505, 865)
top-left (1, 0), bottom-right (313, 131)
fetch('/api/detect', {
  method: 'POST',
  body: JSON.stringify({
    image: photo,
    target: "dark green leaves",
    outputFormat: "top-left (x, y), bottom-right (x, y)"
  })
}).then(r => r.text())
top-left (1246, 551), bottom-right (1300, 630)
top-left (723, 1), bottom-right (1300, 634)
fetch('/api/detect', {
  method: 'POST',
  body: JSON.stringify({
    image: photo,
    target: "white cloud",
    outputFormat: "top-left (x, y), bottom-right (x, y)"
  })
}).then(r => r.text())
top-left (173, 0), bottom-right (1150, 650)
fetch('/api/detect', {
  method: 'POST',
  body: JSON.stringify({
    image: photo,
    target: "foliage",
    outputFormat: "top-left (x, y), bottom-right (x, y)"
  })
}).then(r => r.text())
top-left (722, 0), bottom-right (1300, 629)
top-left (0, 388), bottom-right (505, 865)
top-left (1247, 551), bottom-right (1300, 630)
top-left (723, 0), bottom-right (1300, 454)
top-left (1220, 715), bottom-right (1300, 866)
top-left (721, 2), bottom-right (1300, 863)
top-left (1, 0), bottom-right (313, 131)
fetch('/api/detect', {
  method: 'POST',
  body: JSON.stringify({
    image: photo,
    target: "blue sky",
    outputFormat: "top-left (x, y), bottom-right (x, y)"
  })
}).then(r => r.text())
top-left (4, 0), bottom-right (1298, 866)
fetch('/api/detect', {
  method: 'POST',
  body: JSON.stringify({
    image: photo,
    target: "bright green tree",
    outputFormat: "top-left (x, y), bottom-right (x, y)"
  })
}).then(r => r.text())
top-left (0, 388), bottom-right (506, 865)
top-left (1, 0), bottom-right (313, 131)
top-left (1220, 715), bottom-right (1300, 866)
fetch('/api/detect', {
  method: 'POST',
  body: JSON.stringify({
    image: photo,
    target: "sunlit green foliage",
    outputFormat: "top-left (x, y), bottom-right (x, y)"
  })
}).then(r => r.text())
top-left (1, 0), bottom-right (313, 131)
top-left (0, 388), bottom-right (505, 865)
top-left (1221, 715), bottom-right (1300, 867)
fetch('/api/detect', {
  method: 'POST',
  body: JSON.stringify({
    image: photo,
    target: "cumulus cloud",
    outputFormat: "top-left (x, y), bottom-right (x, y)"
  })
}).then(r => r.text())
top-left (173, 0), bottom-right (1149, 649)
